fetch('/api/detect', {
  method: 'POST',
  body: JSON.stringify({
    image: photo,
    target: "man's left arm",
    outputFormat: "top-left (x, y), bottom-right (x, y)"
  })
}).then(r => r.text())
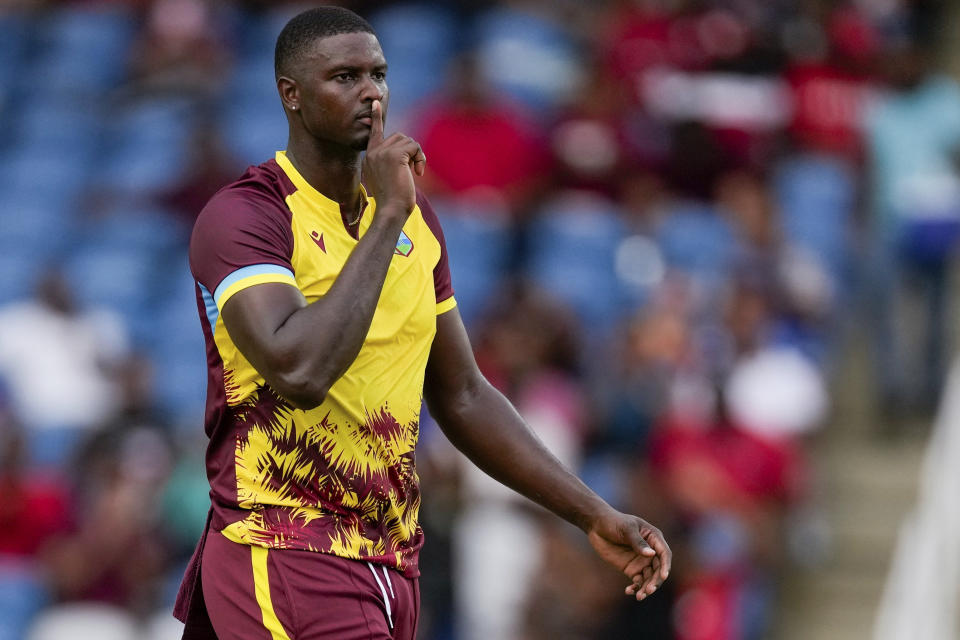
top-left (423, 308), bottom-right (671, 600)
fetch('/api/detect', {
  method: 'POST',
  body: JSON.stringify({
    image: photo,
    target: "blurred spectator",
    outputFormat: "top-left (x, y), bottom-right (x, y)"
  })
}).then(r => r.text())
top-left (157, 122), bottom-right (242, 224)
top-left (0, 269), bottom-right (130, 466)
top-left (157, 438), bottom-right (210, 565)
top-left (25, 603), bottom-right (140, 640)
top-left (548, 65), bottom-right (663, 197)
top-left (41, 422), bottom-right (173, 616)
top-left (717, 169), bottom-right (834, 363)
top-left (599, 1), bottom-right (790, 170)
top-left (665, 121), bottom-right (732, 201)
top-left (598, 0), bottom-right (695, 87)
top-left (619, 168), bottom-right (670, 233)
top-left (126, 0), bottom-right (231, 99)
top-left (649, 386), bottom-right (808, 640)
top-left (0, 415), bottom-right (71, 558)
top-left (866, 40), bottom-right (960, 417)
top-left (415, 54), bottom-right (550, 220)
top-left (455, 281), bottom-right (586, 640)
top-left (784, 6), bottom-right (880, 160)
top-left (717, 169), bottom-right (779, 284)
top-left (0, 408), bottom-right (70, 640)
top-left (101, 352), bottom-right (168, 431)
top-left (411, 414), bottom-right (462, 640)
top-left (619, 275), bottom-right (823, 640)
top-left (595, 301), bottom-right (690, 458)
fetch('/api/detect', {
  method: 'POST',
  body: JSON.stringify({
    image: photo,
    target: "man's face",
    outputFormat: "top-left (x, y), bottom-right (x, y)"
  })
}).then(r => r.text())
top-left (289, 31), bottom-right (389, 150)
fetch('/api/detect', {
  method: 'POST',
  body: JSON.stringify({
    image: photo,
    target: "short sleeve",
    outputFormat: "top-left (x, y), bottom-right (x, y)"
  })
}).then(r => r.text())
top-left (416, 191), bottom-right (456, 315)
top-left (189, 185), bottom-right (297, 312)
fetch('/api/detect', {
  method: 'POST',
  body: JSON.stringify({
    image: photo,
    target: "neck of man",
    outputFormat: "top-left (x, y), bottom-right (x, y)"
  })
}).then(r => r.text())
top-left (285, 136), bottom-right (365, 214)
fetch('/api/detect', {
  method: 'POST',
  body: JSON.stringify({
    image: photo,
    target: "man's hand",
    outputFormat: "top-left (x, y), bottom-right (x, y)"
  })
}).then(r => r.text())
top-left (362, 99), bottom-right (426, 218)
top-left (587, 510), bottom-right (671, 601)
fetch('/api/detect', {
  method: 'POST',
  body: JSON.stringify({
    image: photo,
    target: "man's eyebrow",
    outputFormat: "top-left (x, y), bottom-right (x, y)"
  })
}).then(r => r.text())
top-left (327, 63), bottom-right (388, 74)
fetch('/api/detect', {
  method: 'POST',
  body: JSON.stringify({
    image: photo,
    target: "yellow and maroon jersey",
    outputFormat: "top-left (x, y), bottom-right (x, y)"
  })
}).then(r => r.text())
top-left (189, 151), bottom-right (455, 577)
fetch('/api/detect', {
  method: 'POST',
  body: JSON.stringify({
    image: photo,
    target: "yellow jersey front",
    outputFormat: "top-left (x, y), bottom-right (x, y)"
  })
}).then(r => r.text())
top-left (189, 151), bottom-right (455, 576)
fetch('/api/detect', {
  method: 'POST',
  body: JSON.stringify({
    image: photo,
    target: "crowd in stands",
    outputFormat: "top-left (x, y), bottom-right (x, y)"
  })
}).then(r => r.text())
top-left (1, 1), bottom-right (958, 639)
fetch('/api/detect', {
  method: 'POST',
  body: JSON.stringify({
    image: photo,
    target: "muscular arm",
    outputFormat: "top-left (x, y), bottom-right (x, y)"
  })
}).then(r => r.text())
top-left (424, 308), bottom-right (671, 600)
top-left (221, 211), bottom-right (406, 409)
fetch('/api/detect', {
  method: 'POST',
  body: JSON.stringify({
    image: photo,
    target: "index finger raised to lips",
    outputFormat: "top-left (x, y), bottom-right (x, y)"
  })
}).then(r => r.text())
top-left (369, 99), bottom-right (384, 146)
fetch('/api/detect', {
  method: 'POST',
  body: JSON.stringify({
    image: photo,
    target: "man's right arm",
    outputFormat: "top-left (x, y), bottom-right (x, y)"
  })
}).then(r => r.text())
top-left (220, 211), bottom-right (404, 410)
top-left (220, 99), bottom-right (425, 409)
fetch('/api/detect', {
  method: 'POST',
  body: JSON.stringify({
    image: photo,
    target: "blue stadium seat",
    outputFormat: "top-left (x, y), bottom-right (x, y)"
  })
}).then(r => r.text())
top-left (108, 97), bottom-right (196, 150)
top-left (0, 561), bottom-right (49, 640)
top-left (152, 339), bottom-right (207, 426)
top-left (0, 252), bottom-right (44, 306)
top-left (435, 204), bottom-right (511, 328)
top-left (0, 146), bottom-right (91, 211)
top-left (235, 6), bottom-right (301, 61)
top-left (526, 194), bottom-right (628, 334)
top-left (98, 98), bottom-right (198, 193)
top-left (220, 55), bottom-right (286, 164)
top-left (773, 154), bottom-right (855, 290)
top-left (79, 205), bottom-right (190, 256)
top-left (29, 5), bottom-right (135, 95)
top-left (39, 5), bottom-right (135, 53)
top-left (0, 14), bottom-right (30, 106)
top-left (63, 246), bottom-right (154, 337)
top-left (101, 144), bottom-right (189, 193)
top-left (148, 258), bottom-right (207, 423)
top-left (0, 195), bottom-right (76, 262)
top-left (222, 95), bottom-right (287, 166)
top-left (226, 57), bottom-right (277, 104)
top-left (655, 201), bottom-right (737, 287)
top-left (473, 5), bottom-right (582, 112)
top-left (11, 96), bottom-right (102, 151)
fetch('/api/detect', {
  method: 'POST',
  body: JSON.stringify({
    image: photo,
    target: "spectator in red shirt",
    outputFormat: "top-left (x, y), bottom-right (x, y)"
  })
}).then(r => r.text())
top-left (414, 54), bottom-right (550, 220)
top-left (784, 6), bottom-right (880, 161)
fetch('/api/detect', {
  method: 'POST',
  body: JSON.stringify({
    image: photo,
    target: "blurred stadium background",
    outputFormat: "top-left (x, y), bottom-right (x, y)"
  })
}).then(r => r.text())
top-left (1, 0), bottom-right (959, 638)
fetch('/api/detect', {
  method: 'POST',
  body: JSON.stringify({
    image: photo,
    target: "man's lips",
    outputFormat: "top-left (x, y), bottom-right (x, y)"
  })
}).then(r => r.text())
top-left (356, 113), bottom-right (372, 125)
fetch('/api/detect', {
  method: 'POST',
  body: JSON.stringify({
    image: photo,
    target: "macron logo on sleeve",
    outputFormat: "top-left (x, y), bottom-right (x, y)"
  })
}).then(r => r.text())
top-left (310, 230), bottom-right (326, 253)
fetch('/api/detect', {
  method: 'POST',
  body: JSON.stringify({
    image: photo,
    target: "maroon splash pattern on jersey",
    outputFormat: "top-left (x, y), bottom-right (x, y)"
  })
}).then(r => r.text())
top-left (224, 384), bottom-right (422, 567)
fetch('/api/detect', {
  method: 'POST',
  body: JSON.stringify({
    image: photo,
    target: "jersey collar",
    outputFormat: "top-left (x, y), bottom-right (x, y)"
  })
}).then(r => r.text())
top-left (275, 150), bottom-right (370, 224)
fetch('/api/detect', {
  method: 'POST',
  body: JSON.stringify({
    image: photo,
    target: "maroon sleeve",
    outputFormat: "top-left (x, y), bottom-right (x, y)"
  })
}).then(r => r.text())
top-left (189, 184), bottom-right (295, 294)
top-left (417, 190), bottom-right (454, 304)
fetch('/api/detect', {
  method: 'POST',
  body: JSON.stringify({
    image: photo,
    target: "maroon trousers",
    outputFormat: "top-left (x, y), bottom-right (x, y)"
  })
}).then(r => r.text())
top-left (180, 529), bottom-right (419, 640)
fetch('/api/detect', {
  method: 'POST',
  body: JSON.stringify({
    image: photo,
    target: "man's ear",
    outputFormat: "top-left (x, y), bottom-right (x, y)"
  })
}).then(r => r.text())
top-left (277, 75), bottom-right (300, 112)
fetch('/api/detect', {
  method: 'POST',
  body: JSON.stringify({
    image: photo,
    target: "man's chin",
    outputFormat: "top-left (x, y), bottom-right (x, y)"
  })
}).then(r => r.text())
top-left (351, 135), bottom-right (370, 152)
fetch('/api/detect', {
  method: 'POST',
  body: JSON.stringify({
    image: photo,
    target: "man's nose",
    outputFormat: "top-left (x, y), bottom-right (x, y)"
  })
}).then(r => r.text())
top-left (360, 76), bottom-right (385, 102)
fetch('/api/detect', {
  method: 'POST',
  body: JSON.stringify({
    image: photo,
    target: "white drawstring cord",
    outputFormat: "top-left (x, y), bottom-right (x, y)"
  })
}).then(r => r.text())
top-left (368, 563), bottom-right (393, 629)
top-left (382, 566), bottom-right (395, 599)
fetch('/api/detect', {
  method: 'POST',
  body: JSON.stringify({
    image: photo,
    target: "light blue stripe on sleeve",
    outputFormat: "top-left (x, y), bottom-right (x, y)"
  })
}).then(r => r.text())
top-left (213, 264), bottom-right (296, 305)
top-left (199, 282), bottom-right (219, 329)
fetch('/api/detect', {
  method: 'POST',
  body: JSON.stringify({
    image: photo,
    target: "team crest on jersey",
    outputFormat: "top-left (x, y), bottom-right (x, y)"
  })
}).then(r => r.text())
top-left (394, 230), bottom-right (413, 257)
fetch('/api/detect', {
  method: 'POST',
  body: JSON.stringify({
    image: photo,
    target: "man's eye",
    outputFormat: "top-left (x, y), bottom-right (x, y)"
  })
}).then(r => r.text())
top-left (336, 73), bottom-right (354, 81)
top-left (373, 72), bottom-right (386, 81)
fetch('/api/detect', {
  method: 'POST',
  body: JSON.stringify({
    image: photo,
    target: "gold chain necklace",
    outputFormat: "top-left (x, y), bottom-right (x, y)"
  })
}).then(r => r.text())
top-left (345, 199), bottom-right (364, 226)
